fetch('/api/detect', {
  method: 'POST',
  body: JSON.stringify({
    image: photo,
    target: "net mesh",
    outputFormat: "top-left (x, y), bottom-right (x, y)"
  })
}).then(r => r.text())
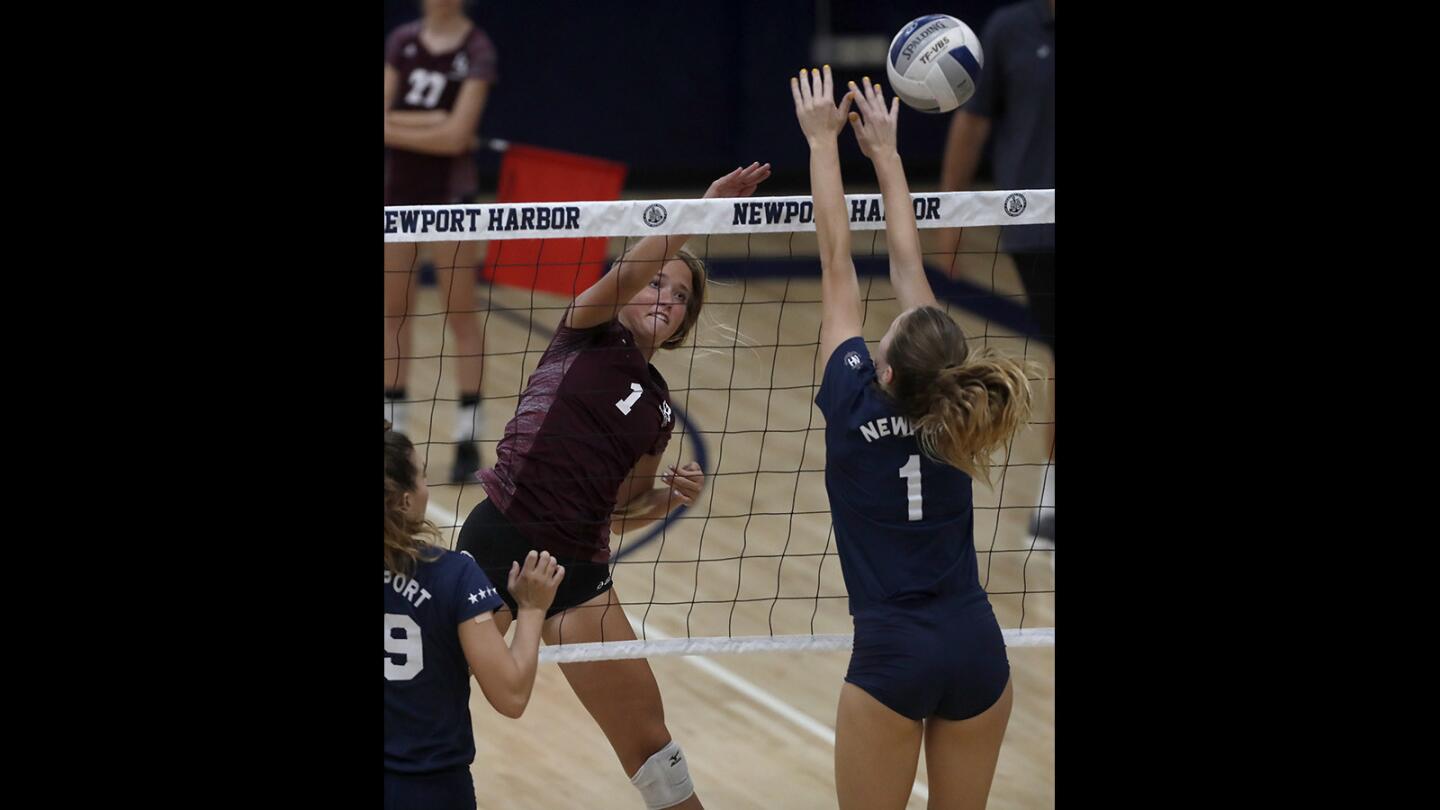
top-left (384, 191), bottom-right (1055, 660)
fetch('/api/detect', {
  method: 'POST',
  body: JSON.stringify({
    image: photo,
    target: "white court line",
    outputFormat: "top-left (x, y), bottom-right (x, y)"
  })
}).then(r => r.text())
top-left (426, 500), bottom-right (931, 802)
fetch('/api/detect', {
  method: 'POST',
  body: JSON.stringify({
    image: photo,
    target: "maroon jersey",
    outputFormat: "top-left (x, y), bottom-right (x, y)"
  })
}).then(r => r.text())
top-left (480, 311), bottom-right (676, 562)
top-left (384, 21), bottom-right (498, 205)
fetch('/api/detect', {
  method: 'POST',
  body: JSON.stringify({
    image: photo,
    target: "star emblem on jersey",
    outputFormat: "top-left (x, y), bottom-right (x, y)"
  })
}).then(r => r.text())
top-left (468, 592), bottom-right (479, 604)
top-left (845, 351), bottom-right (862, 370)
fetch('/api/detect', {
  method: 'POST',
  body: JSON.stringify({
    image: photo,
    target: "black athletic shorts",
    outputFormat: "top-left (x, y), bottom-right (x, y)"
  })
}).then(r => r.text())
top-left (456, 498), bottom-right (614, 617)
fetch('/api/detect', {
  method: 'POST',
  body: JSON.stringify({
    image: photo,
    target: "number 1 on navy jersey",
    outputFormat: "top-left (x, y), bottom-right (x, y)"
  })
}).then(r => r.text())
top-left (899, 454), bottom-right (923, 521)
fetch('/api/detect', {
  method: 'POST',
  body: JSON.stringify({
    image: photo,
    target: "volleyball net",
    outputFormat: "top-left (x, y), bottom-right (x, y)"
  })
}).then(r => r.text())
top-left (384, 189), bottom-right (1055, 663)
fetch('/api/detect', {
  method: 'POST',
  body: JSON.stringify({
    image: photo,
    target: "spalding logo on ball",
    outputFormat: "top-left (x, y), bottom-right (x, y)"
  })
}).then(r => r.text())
top-left (886, 14), bottom-right (984, 114)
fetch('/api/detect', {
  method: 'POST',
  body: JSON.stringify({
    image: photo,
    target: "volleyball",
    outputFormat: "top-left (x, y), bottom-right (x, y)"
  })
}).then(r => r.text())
top-left (885, 14), bottom-right (984, 114)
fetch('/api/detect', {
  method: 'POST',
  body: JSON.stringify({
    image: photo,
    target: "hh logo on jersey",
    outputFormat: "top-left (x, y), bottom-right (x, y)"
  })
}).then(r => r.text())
top-left (451, 52), bottom-right (470, 79)
top-left (660, 400), bottom-right (673, 426)
top-left (403, 43), bottom-right (417, 58)
top-left (845, 351), bottom-right (863, 370)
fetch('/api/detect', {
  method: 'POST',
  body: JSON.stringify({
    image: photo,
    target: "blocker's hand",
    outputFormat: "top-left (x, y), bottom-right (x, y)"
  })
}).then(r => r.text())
top-left (791, 65), bottom-right (855, 145)
top-left (847, 76), bottom-right (901, 160)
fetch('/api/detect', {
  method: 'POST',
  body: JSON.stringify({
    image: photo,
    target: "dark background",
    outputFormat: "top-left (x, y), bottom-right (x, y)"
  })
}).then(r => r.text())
top-left (385, 0), bottom-right (1010, 190)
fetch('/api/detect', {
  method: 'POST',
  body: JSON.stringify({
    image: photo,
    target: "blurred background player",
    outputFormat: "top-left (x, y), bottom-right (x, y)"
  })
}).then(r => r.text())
top-left (796, 66), bottom-right (1032, 810)
top-left (384, 0), bottom-right (497, 482)
top-left (385, 420), bottom-right (565, 810)
top-left (938, 0), bottom-right (1056, 543)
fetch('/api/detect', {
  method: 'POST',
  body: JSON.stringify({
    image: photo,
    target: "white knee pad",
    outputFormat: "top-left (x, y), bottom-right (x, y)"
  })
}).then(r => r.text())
top-left (629, 740), bottom-right (694, 810)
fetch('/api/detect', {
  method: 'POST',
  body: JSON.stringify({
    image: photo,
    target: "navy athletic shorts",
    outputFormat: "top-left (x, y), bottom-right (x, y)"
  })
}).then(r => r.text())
top-left (845, 595), bottom-right (1011, 721)
top-left (384, 766), bottom-right (475, 810)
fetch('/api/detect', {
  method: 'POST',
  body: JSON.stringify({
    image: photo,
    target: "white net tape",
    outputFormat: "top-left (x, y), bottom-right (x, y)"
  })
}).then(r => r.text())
top-left (385, 189), bottom-right (1054, 242)
top-left (539, 627), bottom-right (1054, 664)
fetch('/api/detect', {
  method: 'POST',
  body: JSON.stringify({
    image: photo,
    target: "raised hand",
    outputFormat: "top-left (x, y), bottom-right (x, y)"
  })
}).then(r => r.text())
top-left (791, 65), bottom-right (855, 145)
top-left (705, 162), bottom-right (772, 199)
top-left (847, 76), bottom-right (901, 160)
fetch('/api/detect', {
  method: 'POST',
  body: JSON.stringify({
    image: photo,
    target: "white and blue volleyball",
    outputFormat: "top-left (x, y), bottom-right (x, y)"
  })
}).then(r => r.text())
top-left (885, 14), bottom-right (984, 114)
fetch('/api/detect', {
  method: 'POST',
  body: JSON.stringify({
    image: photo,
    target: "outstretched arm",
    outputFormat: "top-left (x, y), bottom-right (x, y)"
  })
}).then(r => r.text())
top-left (792, 65), bottom-right (861, 363)
top-left (849, 80), bottom-right (936, 311)
top-left (567, 163), bottom-right (771, 329)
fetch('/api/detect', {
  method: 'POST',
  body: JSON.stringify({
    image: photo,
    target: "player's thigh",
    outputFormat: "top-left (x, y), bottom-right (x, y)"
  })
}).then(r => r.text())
top-left (923, 678), bottom-right (1014, 810)
top-left (547, 588), bottom-right (670, 767)
top-left (834, 682), bottom-right (924, 810)
top-left (385, 242), bottom-right (423, 317)
top-left (431, 240), bottom-right (484, 316)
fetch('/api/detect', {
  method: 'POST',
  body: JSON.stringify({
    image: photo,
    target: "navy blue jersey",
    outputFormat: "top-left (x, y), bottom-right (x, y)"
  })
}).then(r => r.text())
top-left (815, 337), bottom-right (985, 614)
top-left (384, 547), bottom-right (504, 774)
